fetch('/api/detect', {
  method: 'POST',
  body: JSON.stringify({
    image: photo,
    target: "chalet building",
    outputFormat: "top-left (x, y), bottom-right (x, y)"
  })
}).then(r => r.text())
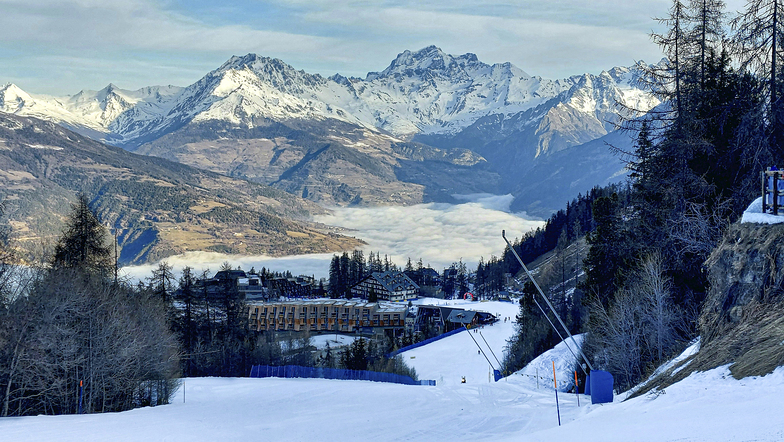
top-left (194, 270), bottom-right (274, 301)
top-left (191, 270), bottom-right (317, 301)
top-left (412, 305), bottom-right (496, 334)
top-left (419, 268), bottom-right (441, 285)
top-left (193, 269), bottom-right (249, 300)
top-left (350, 271), bottom-right (419, 302)
top-left (265, 275), bottom-right (316, 299)
top-left (247, 299), bottom-right (407, 334)
top-left (237, 275), bottom-right (267, 301)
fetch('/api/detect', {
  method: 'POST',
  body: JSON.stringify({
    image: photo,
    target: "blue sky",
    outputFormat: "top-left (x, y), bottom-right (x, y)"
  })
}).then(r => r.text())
top-left (0, 0), bottom-right (747, 96)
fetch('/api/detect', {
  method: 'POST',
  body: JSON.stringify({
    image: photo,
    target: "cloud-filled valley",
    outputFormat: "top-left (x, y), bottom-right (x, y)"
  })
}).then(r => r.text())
top-left (121, 194), bottom-right (542, 281)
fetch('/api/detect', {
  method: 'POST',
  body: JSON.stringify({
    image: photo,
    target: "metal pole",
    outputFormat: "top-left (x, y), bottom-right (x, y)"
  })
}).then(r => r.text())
top-left (531, 295), bottom-right (586, 376)
top-left (78, 380), bottom-right (83, 414)
top-left (503, 230), bottom-right (594, 372)
top-left (553, 361), bottom-right (561, 426)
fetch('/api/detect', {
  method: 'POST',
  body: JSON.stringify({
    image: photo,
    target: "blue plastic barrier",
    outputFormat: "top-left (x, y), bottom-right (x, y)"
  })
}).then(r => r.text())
top-left (584, 374), bottom-right (591, 396)
top-left (590, 370), bottom-right (613, 404)
top-left (388, 327), bottom-right (468, 357)
top-left (493, 369), bottom-right (503, 382)
top-left (249, 364), bottom-right (436, 386)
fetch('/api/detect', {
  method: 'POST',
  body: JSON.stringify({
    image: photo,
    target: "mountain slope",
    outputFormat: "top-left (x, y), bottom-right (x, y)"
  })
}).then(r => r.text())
top-left (133, 117), bottom-right (499, 205)
top-left (0, 113), bottom-right (363, 264)
top-left (508, 130), bottom-right (631, 216)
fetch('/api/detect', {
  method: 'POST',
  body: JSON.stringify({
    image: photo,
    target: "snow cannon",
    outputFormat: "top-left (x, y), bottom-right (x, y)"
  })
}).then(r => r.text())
top-left (589, 370), bottom-right (613, 404)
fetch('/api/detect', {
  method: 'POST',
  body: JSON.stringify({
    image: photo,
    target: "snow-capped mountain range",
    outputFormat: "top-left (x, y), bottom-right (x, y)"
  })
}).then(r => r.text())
top-left (0, 46), bottom-right (660, 215)
top-left (0, 46), bottom-right (658, 148)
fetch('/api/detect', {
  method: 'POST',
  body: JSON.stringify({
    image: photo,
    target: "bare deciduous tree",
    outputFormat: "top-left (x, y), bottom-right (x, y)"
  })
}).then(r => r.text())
top-left (0, 196), bottom-right (179, 416)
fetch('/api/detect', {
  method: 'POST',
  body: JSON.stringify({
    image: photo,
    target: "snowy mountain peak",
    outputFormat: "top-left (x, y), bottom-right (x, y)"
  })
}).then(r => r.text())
top-left (0, 83), bottom-right (35, 111)
top-left (213, 53), bottom-right (327, 93)
top-left (369, 45), bottom-right (489, 81)
top-left (0, 49), bottom-right (657, 145)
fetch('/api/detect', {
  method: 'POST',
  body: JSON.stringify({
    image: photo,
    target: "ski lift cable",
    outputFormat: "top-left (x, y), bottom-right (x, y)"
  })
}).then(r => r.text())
top-left (466, 326), bottom-right (497, 370)
top-left (502, 230), bottom-right (594, 373)
top-left (478, 330), bottom-right (502, 369)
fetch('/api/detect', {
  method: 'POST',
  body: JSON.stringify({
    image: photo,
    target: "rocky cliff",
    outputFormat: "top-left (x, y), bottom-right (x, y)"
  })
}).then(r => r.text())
top-left (634, 222), bottom-right (784, 396)
top-left (699, 222), bottom-right (784, 378)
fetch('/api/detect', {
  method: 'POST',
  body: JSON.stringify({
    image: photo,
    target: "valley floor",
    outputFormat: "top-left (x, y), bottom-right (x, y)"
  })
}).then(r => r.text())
top-left (1, 300), bottom-right (781, 441)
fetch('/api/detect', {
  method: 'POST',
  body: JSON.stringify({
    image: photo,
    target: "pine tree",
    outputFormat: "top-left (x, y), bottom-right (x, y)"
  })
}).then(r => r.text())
top-left (51, 194), bottom-right (112, 277)
top-left (177, 266), bottom-right (197, 376)
top-left (149, 261), bottom-right (175, 304)
top-left (651, 0), bottom-right (692, 130)
top-left (339, 252), bottom-right (350, 297)
top-left (732, 0), bottom-right (784, 159)
top-left (689, 0), bottom-right (726, 91)
top-left (328, 256), bottom-right (341, 299)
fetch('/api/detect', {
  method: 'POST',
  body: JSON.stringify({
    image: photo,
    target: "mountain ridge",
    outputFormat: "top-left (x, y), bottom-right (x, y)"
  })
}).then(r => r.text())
top-left (1, 46), bottom-right (656, 215)
top-left (0, 46), bottom-right (657, 147)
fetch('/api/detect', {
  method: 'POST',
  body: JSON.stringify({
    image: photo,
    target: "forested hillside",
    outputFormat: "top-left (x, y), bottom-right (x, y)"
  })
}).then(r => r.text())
top-left (0, 113), bottom-right (363, 264)
top-left (504, 0), bottom-right (784, 391)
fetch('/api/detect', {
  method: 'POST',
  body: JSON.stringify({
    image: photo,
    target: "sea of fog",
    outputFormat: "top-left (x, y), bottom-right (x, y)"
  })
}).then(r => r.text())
top-left (120, 194), bottom-right (543, 282)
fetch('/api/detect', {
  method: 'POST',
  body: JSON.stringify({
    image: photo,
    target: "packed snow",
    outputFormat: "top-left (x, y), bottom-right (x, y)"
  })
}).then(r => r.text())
top-left (1, 299), bottom-right (782, 441)
top-left (741, 196), bottom-right (784, 224)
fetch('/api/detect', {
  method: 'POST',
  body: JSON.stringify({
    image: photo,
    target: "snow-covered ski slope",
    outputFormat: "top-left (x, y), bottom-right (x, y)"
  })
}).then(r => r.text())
top-left (1, 298), bottom-right (782, 441)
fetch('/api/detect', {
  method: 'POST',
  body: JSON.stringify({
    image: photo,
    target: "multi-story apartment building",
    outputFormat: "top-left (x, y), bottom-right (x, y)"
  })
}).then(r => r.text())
top-left (247, 299), bottom-right (407, 334)
top-left (350, 271), bottom-right (419, 302)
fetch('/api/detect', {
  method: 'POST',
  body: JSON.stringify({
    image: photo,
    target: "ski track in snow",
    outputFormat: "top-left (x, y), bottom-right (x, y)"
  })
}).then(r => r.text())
top-left (1, 299), bottom-right (782, 441)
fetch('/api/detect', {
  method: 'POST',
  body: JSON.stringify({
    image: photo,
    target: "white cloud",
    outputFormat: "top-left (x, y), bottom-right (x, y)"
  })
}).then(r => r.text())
top-left (298, 3), bottom-right (665, 76)
top-left (313, 193), bottom-right (543, 271)
top-left (0, 0), bottom-right (335, 54)
top-left (120, 251), bottom-right (337, 282)
top-left (120, 195), bottom-right (543, 282)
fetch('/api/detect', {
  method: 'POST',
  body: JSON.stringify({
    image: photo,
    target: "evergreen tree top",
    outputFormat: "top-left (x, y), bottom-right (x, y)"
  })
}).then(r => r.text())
top-left (51, 194), bottom-right (113, 276)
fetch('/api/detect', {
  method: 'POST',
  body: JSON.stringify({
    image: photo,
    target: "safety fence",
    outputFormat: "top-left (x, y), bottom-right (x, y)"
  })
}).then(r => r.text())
top-left (387, 326), bottom-right (468, 357)
top-left (249, 364), bottom-right (435, 386)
